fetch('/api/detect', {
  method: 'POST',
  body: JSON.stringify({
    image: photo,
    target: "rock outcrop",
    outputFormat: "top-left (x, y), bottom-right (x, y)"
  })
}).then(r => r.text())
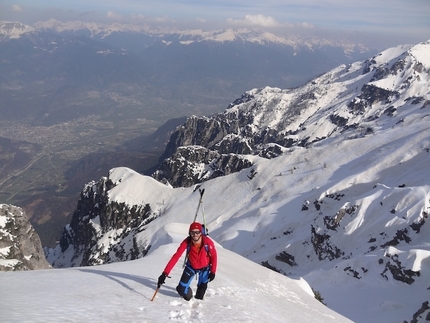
top-left (0, 204), bottom-right (51, 271)
top-left (46, 174), bottom-right (155, 267)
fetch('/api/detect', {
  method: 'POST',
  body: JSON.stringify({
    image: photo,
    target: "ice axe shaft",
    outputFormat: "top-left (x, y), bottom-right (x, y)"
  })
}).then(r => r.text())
top-left (150, 287), bottom-right (159, 301)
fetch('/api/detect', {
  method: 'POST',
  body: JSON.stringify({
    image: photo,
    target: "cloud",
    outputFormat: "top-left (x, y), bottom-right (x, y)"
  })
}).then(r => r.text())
top-left (12, 5), bottom-right (22, 12)
top-left (228, 14), bottom-right (280, 27)
top-left (107, 11), bottom-right (122, 20)
top-left (154, 16), bottom-right (171, 23)
top-left (300, 22), bottom-right (314, 29)
top-left (131, 14), bottom-right (145, 21)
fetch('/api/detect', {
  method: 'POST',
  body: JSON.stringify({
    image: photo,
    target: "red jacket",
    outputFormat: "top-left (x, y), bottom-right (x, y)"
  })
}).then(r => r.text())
top-left (163, 235), bottom-right (217, 275)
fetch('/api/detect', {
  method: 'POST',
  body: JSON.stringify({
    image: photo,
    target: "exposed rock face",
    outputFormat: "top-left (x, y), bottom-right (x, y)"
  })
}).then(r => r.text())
top-left (46, 174), bottom-right (155, 267)
top-left (0, 204), bottom-right (51, 271)
top-left (153, 41), bottom-right (430, 188)
top-left (160, 100), bottom-right (302, 160)
top-left (407, 301), bottom-right (430, 323)
top-left (381, 252), bottom-right (420, 285)
top-left (154, 145), bottom-right (253, 187)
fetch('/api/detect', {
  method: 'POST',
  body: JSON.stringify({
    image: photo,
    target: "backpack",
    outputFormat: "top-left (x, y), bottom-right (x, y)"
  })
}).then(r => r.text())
top-left (183, 235), bottom-right (211, 268)
top-left (186, 236), bottom-right (210, 255)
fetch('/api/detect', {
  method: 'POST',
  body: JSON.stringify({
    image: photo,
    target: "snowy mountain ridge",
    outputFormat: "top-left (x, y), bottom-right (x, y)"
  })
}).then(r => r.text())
top-left (40, 40), bottom-right (430, 322)
top-left (153, 40), bottom-right (429, 187)
top-left (1, 19), bottom-right (370, 54)
top-left (0, 21), bottom-right (35, 40)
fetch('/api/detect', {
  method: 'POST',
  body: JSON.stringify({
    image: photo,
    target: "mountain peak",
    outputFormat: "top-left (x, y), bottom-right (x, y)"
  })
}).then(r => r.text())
top-left (153, 40), bottom-right (429, 174)
top-left (409, 40), bottom-right (430, 69)
top-left (0, 21), bottom-right (34, 40)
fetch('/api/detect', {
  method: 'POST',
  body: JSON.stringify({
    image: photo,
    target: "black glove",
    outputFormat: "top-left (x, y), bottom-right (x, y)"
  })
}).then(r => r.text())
top-left (209, 272), bottom-right (215, 282)
top-left (157, 272), bottom-right (167, 288)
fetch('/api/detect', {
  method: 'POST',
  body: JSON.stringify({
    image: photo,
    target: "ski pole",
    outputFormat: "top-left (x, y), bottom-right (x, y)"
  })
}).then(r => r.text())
top-left (193, 188), bottom-right (205, 222)
top-left (183, 189), bottom-right (206, 268)
top-left (150, 287), bottom-right (159, 301)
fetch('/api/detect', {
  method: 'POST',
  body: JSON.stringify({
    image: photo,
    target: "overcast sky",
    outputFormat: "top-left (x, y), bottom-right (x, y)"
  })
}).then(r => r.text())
top-left (1, 0), bottom-right (429, 48)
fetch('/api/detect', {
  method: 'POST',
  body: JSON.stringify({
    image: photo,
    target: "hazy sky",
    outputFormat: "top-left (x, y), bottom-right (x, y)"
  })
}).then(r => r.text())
top-left (1, 0), bottom-right (429, 47)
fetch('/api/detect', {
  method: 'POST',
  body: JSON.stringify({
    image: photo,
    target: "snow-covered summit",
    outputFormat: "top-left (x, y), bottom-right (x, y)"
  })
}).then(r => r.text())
top-left (408, 40), bottom-right (430, 69)
top-left (224, 40), bottom-right (430, 138)
top-left (0, 21), bottom-right (34, 40)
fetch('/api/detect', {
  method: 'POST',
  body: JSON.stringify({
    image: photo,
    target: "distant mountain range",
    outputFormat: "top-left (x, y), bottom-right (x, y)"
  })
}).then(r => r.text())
top-left (0, 20), bottom-right (378, 126)
top-left (31, 19), bottom-right (369, 53)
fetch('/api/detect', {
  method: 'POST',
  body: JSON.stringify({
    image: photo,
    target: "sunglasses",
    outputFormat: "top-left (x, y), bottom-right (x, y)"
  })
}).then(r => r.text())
top-left (189, 231), bottom-right (201, 236)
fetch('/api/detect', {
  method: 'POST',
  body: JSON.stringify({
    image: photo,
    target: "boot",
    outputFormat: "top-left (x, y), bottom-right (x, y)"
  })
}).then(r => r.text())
top-left (195, 283), bottom-right (207, 300)
top-left (176, 285), bottom-right (193, 301)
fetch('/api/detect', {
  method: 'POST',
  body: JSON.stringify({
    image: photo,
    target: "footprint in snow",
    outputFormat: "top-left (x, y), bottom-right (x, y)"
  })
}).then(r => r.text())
top-left (169, 300), bottom-right (182, 306)
top-left (168, 309), bottom-right (186, 320)
top-left (168, 299), bottom-right (203, 320)
top-left (189, 299), bottom-right (203, 309)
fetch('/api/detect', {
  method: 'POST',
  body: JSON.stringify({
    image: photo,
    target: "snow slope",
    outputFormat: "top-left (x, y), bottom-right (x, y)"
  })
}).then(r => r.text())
top-left (44, 110), bottom-right (429, 322)
top-left (0, 223), bottom-right (351, 323)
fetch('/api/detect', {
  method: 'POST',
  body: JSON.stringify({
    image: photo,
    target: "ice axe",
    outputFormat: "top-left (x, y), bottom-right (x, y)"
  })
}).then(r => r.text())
top-left (150, 287), bottom-right (159, 301)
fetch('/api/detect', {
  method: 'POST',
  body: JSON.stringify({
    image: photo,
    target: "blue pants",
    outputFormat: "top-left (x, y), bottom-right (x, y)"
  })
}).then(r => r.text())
top-left (176, 265), bottom-right (210, 300)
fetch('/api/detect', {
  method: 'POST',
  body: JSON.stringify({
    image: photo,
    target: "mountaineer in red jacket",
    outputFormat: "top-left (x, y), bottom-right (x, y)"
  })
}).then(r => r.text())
top-left (157, 222), bottom-right (218, 301)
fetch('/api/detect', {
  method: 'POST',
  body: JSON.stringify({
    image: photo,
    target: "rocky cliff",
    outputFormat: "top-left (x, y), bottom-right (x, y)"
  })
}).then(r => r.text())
top-left (45, 174), bottom-right (156, 267)
top-left (153, 41), bottom-right (430, 188)
top-left (0, 204), bottom-right (51, 271)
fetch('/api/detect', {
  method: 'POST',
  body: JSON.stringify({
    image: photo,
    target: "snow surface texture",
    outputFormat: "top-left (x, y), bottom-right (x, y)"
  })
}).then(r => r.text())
top-left (0, 223), bottom-right (352, 323)
top-left (2, 40), bottom-right (430, 322)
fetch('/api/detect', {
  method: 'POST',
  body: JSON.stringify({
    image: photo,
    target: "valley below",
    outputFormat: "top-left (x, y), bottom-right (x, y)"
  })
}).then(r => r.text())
top-left (0, 77), bottom-right (254, 247)
top-left (0, 115), bottom-right (168, 247)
